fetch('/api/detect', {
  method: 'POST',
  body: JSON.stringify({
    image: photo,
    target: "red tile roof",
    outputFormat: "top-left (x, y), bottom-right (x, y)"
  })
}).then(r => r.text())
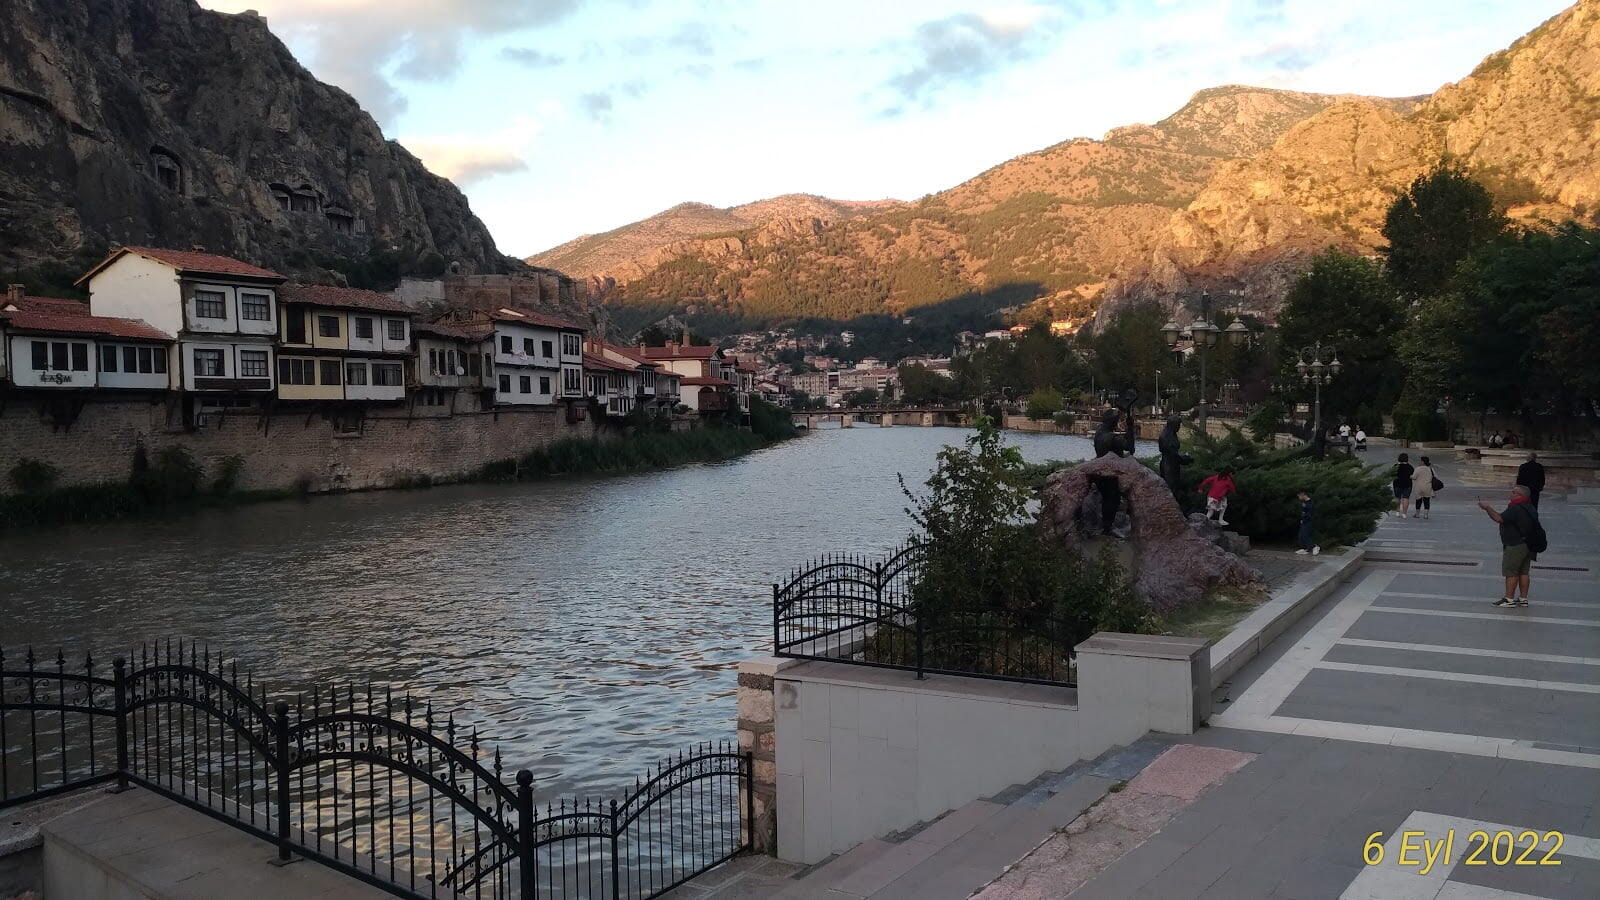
top-left (638, 343), bottom-right (718, 360)
top-left (680, 376), bottom-right (732, 387)
top-left (279, 283), bottom-right (412, 314)
top-left (415, 320), bottom-right (492, 342)
top-left (1, 308), bottom-right (171, 342)
top-left (488, 306), bottom-right (586, 331)
top-left (582, 353), bottom-right (636, 373)
top-left (596, 341), bottom-right (657, 368)
top-left (4, 296), bottom-right (92, 317)
top-left (77, 246), bottom-right (283, 284)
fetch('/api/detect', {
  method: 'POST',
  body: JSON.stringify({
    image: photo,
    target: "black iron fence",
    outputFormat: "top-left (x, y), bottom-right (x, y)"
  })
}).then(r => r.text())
top-left (0, 643), bottom-right (750, 899)
top-left (772, 544), bottom-right (1077, 686)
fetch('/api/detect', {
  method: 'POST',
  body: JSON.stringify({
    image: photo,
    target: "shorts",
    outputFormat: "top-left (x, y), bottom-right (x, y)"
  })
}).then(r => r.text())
top-left (1393, 483), bottom-right (1412, 499)
top-left (1502, 543), bottom-right (1533, 577)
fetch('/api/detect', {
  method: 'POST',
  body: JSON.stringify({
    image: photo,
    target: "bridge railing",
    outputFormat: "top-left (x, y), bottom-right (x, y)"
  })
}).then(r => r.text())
top-left (772, 545), bottom-right (1077, 687)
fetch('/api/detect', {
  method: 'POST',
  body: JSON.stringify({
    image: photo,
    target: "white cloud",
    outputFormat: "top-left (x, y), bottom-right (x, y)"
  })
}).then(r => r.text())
top-left (400, 116), bottom-right (546, 186)
top-left (883, 5), bottom-right (1067, 107)
top-left (200, 1), bottom-right (582, 124)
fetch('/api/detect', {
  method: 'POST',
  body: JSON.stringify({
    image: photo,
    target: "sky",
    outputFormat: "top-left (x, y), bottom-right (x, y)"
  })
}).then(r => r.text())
top-left (199, 0), bottom-right (1572, 259)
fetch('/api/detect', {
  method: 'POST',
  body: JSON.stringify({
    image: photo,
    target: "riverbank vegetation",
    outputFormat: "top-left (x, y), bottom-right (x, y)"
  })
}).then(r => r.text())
top-left (1, 399), bottom-right (798, 532)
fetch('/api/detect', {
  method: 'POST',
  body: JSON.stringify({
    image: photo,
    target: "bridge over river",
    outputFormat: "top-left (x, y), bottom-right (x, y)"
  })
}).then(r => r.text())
top-left (793, 406), bottom-right (968, 428)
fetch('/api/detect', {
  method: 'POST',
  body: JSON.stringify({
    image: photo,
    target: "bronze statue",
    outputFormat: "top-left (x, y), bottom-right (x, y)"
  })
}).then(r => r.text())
top-left (1089, 393), bottom-right (1138, 535)
top-left (1157, 415), bottom-right (1191, 497)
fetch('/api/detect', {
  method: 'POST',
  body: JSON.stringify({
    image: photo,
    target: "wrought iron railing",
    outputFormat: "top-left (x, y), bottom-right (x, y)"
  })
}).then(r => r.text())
top-left (0, 643), bottom-right (750, 899)
top-left (772, 544), bottom-right (1078, 687)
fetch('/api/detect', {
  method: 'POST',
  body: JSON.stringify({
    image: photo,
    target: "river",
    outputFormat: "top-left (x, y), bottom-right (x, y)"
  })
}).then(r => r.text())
top-left (0, 425), bottom-right (1145, 800)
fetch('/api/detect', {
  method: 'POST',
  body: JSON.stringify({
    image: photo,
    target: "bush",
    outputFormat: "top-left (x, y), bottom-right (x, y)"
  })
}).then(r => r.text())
top-left (211, 454), bottom-right (245, 496)
top-left (8, 457), bottom-right (60, 495)
top-left (1393, 409), bottom-right (1449, 441)
top-left (1051, 410), bottom-right (1076, 428)
top-left (136, 447), bottom-right (202, 502)
top-left (1025, 387), bottom-right (1063, 420)
top-left (1244, 399), bottom-right (1286, 442)
top-left (1180, 427), bottom-right (1392, 546)
top-left (749, 396), bottom-right (798, 441)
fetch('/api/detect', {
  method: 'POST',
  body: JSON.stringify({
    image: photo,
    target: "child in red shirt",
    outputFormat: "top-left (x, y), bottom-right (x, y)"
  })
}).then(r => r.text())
top-left (1198, 468), bottom-right (1237, 526)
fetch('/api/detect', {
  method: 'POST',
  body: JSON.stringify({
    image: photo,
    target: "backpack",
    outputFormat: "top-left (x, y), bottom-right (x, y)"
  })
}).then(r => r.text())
top-left (1525, 518), bottom-right (1548, 554)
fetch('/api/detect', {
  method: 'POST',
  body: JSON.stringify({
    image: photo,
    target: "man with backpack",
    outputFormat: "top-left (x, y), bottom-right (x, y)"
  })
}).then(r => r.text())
top-left (1478, 485), bottom-right (1547, 608)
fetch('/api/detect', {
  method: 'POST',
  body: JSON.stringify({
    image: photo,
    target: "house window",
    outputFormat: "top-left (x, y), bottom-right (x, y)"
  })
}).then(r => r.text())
top-left (137, 347), bottom-right (154, 374)
top-left (523, 338), bottom-right (535, 355)
top-left (346, 362), bottom-right (368, 385)
top-left (101, 345), bottom-right (119, 372)
top-left (498, 374), bottom-right (510, 393)
top-left (561, 333), bottom-right (581, 356)
top-left (372, 364), bottom-right (403, 387)
top-left (354, 317), bottom-right (374, 340)
top-left (320, 360), bottom-right (341, 385)
top-left (279, 358), bottom-right (314, 385)
top-left (468, 352), bottom-right (482, 376)
top-left (195, 290), bottom-right (226, 319)
top-left (500, 335), bottom-right (512, 353)
top-left (286, 311), bottom-right (306, 344)
top-left (541, 340), bottom-right (554, 359)
top-left (562, 367), bottom-right (580, 394)
top-left (483, 352), bottom-right (492, 374)
top-left (519, 375), bottom-right (532, 394)
top-left (238, 350), bottom-right (269, 378)
top-left (428, 348), bottom-right (441, 375)
top-left (539, 376), bottom-right (551, 394)
top-left (240, 292), bottom-right (271, 321)
top-left (194, 349), bottom-right (224, 377)
top-left (386, 319), bottom-right (406, 341)
top-left (30, 341), bottom-right (47, 370)
top-left (318, 315), bottom-right (340, 338)
top-left (445, 349), bottom-right (458, 374)
top-left (152, 348), bottom-right (167, 374)
top-left (123, 346), bottom-right (138, 372)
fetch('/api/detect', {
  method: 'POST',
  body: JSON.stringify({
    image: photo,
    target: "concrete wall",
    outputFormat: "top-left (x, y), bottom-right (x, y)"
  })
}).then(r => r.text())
top-left (747, 633), bottom-right (1209, 864)
top-left (0, 396), bottom-right (598, 494)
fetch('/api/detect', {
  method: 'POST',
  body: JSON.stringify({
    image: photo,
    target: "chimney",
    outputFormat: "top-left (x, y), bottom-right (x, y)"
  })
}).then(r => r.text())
top-left (191, 244), bottom-right (207, 253)
top-left (671, 342), bottom-right (679, 357)
top-left (6, 284), bottom-right (24, 304)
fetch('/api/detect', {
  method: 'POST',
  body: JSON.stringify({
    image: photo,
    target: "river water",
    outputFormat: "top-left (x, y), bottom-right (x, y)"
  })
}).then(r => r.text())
top-left (0, 425), bottom-right (1138, 800)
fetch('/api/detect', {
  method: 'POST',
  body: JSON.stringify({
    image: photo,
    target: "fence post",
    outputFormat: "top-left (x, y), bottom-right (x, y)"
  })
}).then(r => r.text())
top-left (112, 657), bottom-right (129, 792)
top-left (609, 799), bottom-right (620, 900)
top-left (273, 701), bottom-right (292, 863)
top-left (517, 770), bottom-right (536, 899)
top-left (744, 752), bottom-right (755, 851)
top-left (771, 583), bottom-right (780, 654)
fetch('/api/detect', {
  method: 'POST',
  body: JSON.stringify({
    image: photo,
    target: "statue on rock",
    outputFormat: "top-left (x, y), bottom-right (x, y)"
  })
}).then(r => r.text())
top-left (1088, 394), bottom-right (1138, 536)
top-left (1039, 458), bottom-right (1260, 612)
top-left (1157, 415), bottom-right (1192, 498)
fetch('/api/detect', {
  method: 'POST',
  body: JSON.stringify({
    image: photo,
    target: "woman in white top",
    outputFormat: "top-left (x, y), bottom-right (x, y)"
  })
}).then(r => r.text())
top-left (1411, 456), bottom-right (1437, 520)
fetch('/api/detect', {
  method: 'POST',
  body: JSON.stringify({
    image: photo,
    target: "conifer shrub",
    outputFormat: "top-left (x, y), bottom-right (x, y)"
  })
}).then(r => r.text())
top-left (8, 457), bottom-right (60, 495)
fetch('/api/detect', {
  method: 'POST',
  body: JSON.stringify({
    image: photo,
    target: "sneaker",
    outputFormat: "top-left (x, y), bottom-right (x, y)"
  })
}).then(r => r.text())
top-left (1312, 546), bottom-right (1321, 556)
top-left (1295, 548), bottom-right (1309, 555)
top-left (1492, 597), bottom-right (1518, 607)
top-left (1514, 598), bottom-right (1530, 607)
top-left (1218, 519), bottom-right (1230, 526)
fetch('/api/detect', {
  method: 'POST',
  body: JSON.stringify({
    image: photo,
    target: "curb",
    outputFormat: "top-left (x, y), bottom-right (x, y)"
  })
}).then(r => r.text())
top-left (1208, 546), bottom-right (1366, 687)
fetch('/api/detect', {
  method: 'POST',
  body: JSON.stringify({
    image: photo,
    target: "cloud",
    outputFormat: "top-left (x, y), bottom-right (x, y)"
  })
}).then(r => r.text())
top-left (401, 116), bottom-right (544, 186)
top-left (200, 1), bottom-right (583, 124)
top-left (883, 5), bottom-right (1068, 107)
top-left (578, 91), bottom-right (614, 122)
top-left (501, 47), bottom-right (567, 68)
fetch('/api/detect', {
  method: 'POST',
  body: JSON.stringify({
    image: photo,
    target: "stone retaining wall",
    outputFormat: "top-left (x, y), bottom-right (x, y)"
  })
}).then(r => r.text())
top-left (0, 395), bottom-right (599, 494)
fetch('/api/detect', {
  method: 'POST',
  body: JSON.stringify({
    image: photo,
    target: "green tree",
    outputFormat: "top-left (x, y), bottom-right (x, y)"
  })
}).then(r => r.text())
top-left (1383, 165), bottom-right (1506, 298)
top-left (1277, 249), bottom-right (1405, 424)
top-left (843, 388), bottom-right (880, 408)
top-left (1025, 387), bottom-right (1064, 420)
top-left (1088, 300), bottom-right (1167, 399)
top-left (898, 363), bottom-right (957, 405)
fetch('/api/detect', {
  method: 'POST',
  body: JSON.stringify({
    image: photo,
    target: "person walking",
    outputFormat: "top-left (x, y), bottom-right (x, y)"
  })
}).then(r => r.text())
top-left (1478, 485), bottom-right (1544, 607)
top-left (1392, 453), bottom-right (1415, 517)
top-left (1354, 425), bottom-right (1368, 452)
top-left (1197, 467), bottom-right (1237, 526)
top-left (1295, 489), bottom-right (1320, 555)
top-left (1517, 452), bottom-right (1546, 508)
top-left (1411, 455), bottom-right (1437, 519)
top-left (1488, 431), bottom-right (1503, 448)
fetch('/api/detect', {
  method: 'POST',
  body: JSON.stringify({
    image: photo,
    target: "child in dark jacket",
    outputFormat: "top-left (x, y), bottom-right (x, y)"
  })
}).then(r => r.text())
top-left (1295, 490), bottom-right (1320, 555)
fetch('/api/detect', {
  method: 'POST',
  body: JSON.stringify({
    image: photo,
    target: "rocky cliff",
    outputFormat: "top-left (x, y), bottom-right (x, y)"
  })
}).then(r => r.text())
top-left (0, 0), bottom-right (516, 280)
top-left (563, 1), bottom-right (1597, 328)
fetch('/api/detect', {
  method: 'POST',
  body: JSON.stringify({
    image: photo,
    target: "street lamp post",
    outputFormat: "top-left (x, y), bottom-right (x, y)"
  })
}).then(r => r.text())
top-left (1295, 341), bottom-right (1343, 440)
top-left (1163, 291), bottom-right (1250, 432)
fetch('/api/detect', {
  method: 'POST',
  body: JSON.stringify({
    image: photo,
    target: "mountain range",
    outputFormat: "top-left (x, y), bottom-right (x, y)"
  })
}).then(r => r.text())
top-left (534, 0), bottom-right (1600, 329)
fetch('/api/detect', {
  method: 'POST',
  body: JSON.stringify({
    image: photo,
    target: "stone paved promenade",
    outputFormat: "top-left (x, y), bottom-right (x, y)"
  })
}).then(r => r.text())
top-left (688, 454), bottom-right (1600, 898)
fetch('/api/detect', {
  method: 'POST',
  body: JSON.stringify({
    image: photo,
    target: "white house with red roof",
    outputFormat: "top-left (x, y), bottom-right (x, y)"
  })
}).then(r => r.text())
top-left (637, 339), bottom-right (740, 415)
top-left (276, 283), bottom-right (414, 404)
top-left (0, 286), bottom-right (173, 392)
top-left (476, 307), bottom-right (586, 407)
top-left (79, 246), bottom-right (284, 400)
